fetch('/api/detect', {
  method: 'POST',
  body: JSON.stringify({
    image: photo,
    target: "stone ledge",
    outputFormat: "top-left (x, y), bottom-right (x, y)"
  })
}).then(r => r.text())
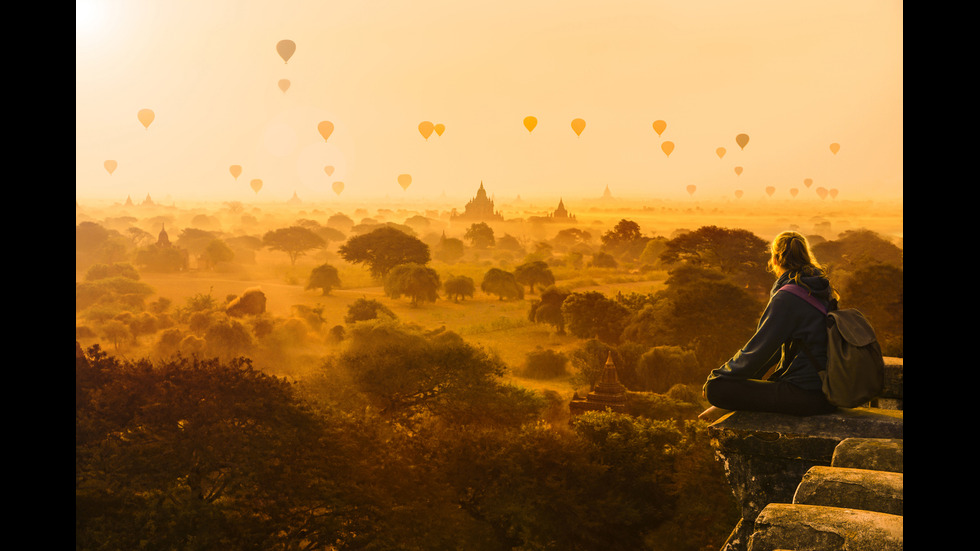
top-left (793, 466), bottom-right (903, 516)
top-left (748, 503), bottom-right (902, 551)
top-left (832, 437), bottom-right (903, 473)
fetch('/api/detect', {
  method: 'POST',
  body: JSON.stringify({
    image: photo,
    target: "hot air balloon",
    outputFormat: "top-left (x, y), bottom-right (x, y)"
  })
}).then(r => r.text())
top-left (250, 179), bottom-right (263, 193)
top-left (790, 188), bottom-right (799, 197)
top-left (571, 118), bottom-right (586, 136)
top-left (104, 160), bottom-right (117, 175)
top-left (803, 178), bottom-right (813, 188)
top-left (434, 123), bottom-right (445, 136)
top-left (230, 165), bottom-right (242, 179)
top-left (735, 133), bottom-right (749, 150)
top-left (277, 40), bottom-right (296, 63)
top-left (652, 120), bottom-right (667, 136)
top-left (332, 181), bottom-right (344, 195)
top-left (523, 116), bottom-right (537, 133)
top-left (829, 188), bottom-right (839, 199)
top-left (419, 121), bottom-right (434, 140)
top-left (765, 186), bottom-right (775, 197)
top-left (397, 174), bottom-right (412, 190)
top-left (661, 141), bottom-right (675, 157)
top-left (716, 147), bottom-right (726, 159)
top-left (816, 187), bottom-right (828, 199)
top-left (734, 166), bottom-right (743, 176)
top-left (318, 121), bottom-right (334, 142)
top-left (734, 190), bottom-right (744, 199)
top-left (324, 165), bottom-right (334, 176)
top-left (138, 108), bottom-right (155, 129)
top-left (830, 143), bottom-right (840, 155)
top-left (686, 184), bottom-right (696, 196)
top-left (278, 79), bottom-right (290, 93)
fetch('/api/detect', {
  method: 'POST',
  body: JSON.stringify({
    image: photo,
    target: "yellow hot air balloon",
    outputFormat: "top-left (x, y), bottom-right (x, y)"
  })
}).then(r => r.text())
top-left (523, 116), bottom-right (537, 133)
top-left (790, 188), bottom-right (799, 197)
top-left (686, 184), bottom-right (696, 196)
top-left (230, 165), bottom-right (242, 179)
top-left (250, 179), bottom-right (263, 193)
top-left (661, 141), bottom-right (675, 157)
top-left (716, 147), bottom-right (726, 159)
top-left (278, 79), bottom-right (290, 93)
top-left (277, 40), bottom-right (296, 63)
top-left (571, 118), bottom-right (586, 136)
top-left (434, 123), bottom-right (445, 136)
top-left (816, 187), bottom-right (828, 199)
top-left (418, 121), bottom-right (434, 140)
top-left (318, 121), bottom-right (334, 142)
top-left (324, 165), bottom-right (334, 176)
top-left (104, 160), bottom-right (117, 175)
top-left (734, 166), bottom-right (743, 176)
top-left (397, 174), bottom-right (412, 190)
top-left (765, 186), bottom-right (775, 197)
top-left (138, 108), bottom-right (155, 129)
top-left (830, 142), bottom-right (840, 154)
top-left (735, 133), bottom-right (749, 150)
top-left (829, 188), bottom-right (839, 199)
top-left (652, 120), bottom-right (667, 136)
top-left (734, 190), bottom-right (744, 199)
top-left (803, 178), bottom-right (813, 188)
top-left (332, 181), bottom-right (344, 195)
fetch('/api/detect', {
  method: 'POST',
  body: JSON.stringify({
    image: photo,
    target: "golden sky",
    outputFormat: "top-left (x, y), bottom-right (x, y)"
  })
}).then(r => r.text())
top-left (75, 0), bottom-right (903, 204)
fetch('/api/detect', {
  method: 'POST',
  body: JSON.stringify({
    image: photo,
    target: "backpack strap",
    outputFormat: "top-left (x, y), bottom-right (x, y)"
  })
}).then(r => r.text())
top-left (778, 283), bottom-right (828, 315)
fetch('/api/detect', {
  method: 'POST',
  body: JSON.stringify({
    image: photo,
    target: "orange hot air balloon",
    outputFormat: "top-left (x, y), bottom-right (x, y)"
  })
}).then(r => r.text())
top-left (830, 142), bottom-right (840, 155)
top-left (803, 178), bottom-right (813, 188)
top-left (734, 190), bottom-right (744, 199)
top-left (735, 133), bottom-right (749, 150)
top-left (138, 108), bottom-right (155, 129)
top-left (652, 120), bottom-right (667, 136)
top-left (829, 188), bottom-right (839, 199)
top-left (661, 141), bottom-right (675, 157)
top-left (278, 79), bottom-right (290, 93)
top-left (686, 185), bottom-right (696, 196)
top-left (250, 179), bottom-right (263, 193)
top-left (790, 188), bottom-right (799, 197)
top-left (277, 40), bottom-right (296, 63)
top-left (229, 165), bottom-right (242, 179)
top-left (523, 116), bottom-right (537, 133)
top-left (104, 160), bottom-right (117, 175)
top-left (332, 181), bottom-right (344, 195)
top-left (418, 121), bottom-right (434, 140)
top-left (434, 123), bottom-right (445, 136)
top-left (318, 121), bottom-right (334, 142)
top-left (716, 147), bottom-right (726, 159)
top-left (324, 165), bottom-right (334, 176)
top-left (816, 187), bottom-right (828, 199)
top-left (397, 174), bottom-right (412, 190)
top-left (734, 166), bottom-right (743, 176)
top-left (571, 118), bottom-right (586, 136)
top-left (766, 186), bottom-right (775, 197)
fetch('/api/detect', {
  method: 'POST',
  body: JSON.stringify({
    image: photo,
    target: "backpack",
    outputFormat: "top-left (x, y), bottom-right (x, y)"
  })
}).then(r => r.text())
top-left (779, 284), bottom-right (885, 408)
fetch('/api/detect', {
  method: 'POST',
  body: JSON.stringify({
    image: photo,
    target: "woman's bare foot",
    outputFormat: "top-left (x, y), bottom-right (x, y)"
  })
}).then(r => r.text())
top-left (698, 406), bottom-right (732, 422)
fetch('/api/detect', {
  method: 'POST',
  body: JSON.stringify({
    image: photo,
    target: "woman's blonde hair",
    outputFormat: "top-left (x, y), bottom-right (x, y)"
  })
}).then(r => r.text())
top-left (768, 231), bottom-right (822, 276)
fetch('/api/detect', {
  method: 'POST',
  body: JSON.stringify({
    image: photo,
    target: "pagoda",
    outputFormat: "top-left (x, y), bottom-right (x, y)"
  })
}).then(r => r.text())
top-left (569, 352), bottom-right (628, 415)
top-left (450, 182), bottom-right (503, 222)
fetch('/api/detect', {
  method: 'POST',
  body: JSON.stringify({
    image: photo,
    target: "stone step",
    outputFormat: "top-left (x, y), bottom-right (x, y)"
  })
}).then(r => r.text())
top-left (747, 503), bottom-right (903, 551)
top-left (793, 465), bottom-right (903, 516)
top-left (832, 437), bottom-right (903, 473)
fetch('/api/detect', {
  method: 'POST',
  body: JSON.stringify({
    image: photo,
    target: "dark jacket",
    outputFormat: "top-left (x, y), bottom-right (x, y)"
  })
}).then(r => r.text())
top-left (705, 271), bottom-right (834, 391)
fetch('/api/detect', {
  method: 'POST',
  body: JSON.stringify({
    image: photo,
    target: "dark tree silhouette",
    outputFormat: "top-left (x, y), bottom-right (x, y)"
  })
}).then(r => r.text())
top-left (262, 226), bottom-right (326, 265)
top-left (338, 226), bottom-right (430, 279)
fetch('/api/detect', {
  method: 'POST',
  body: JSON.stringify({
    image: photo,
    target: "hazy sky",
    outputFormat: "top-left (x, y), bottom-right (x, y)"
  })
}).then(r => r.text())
top-left (76, 0), bottom-right (903, 204)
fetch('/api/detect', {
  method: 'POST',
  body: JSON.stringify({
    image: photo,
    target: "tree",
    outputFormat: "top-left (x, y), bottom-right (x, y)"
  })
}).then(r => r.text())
top-left (561, 291), bottom-right (631, 344)
top-left (443, 275), bottom-right (476, 302)
top-left (528, 286), bottom-right (570, 334)
top-left (306, 263), bottom-right (342, 295)
top-left (338, 226), bottom-right (431, 279)
top-left (464, 222), bottom-right (495, 249)
top-left (200, 238), bottom-right (235, 270)
top-left (514, 260), bottom-right (555, 293)
top-left (344, 298), bottom-right (397, 324)
top-left (262, 226), bottom-right (326, 265)
top-left (384, 263), bottom-right (441, 306)
top-left (434, 235), bottom-right (466, 264)
top-left (660, 225), bottom-right (770, 297)
top-left (480, 268), bottom-right (524, 301)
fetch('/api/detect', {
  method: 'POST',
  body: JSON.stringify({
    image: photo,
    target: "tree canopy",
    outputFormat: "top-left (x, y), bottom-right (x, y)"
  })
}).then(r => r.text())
top-left (262, 226), bottom-right (326, 265)
top-left (338, 226), bottom-right (431, 279)
top-left (384, 262), bottom-right (441, 306)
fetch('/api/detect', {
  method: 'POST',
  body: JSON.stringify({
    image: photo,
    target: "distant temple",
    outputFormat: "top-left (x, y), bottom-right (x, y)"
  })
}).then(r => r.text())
top-left (569, 352), bottom-right (628, 415)
top-left (450, 182), bottom-right (503, 222)
top-left (528, 198), bottom-right (577, 224)
top-left (142, 194), bottom-right (155, 206)
top-left (287, 191), bottom-right (303, 205)
top-left (157, 224), bottom-right (171, 247)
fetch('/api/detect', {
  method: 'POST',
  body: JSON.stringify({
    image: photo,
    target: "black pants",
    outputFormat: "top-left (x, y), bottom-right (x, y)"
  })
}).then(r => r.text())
top-left (704, 377), bottom-right (837, 416)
